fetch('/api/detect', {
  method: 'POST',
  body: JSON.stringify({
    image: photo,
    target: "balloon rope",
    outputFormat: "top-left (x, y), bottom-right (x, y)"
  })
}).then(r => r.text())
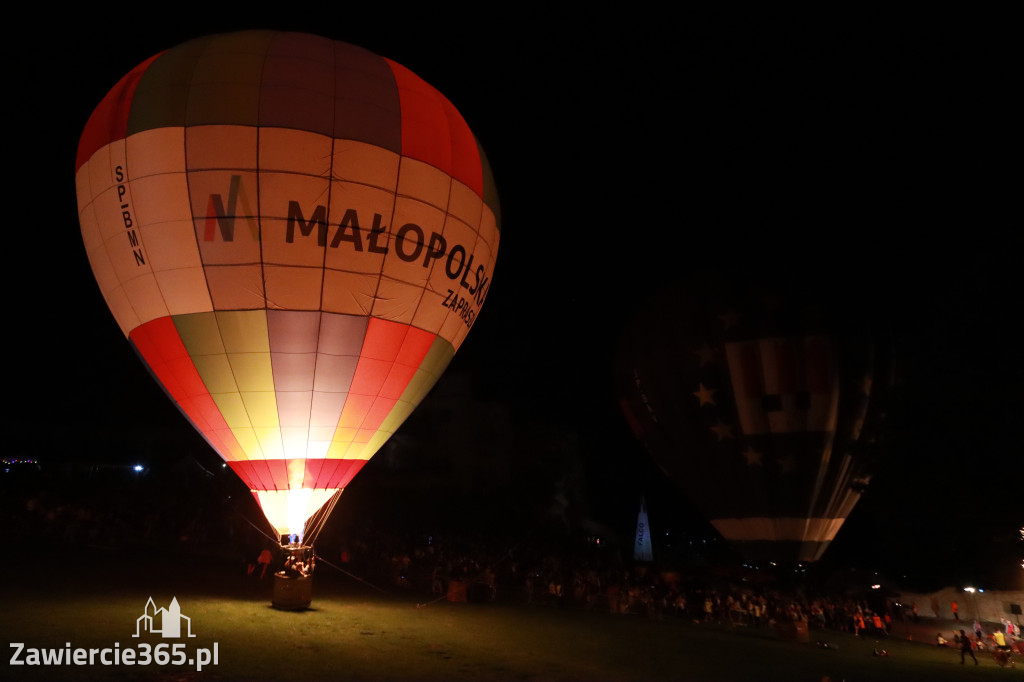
top-left (303, 489), bottom-right (343, 546)
top-left (316, 490), bottom-right (343, 537)
top-left (313, 552), bottom-right (404, 599)
top-left (239, 511), bottom-right (279, 544)
top-left (314, 526), bottom-right (537, 608)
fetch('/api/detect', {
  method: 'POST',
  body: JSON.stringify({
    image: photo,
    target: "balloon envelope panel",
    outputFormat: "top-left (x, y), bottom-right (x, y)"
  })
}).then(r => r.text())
top-left (76, 31), bottom-right (500, 537)
top-left (618, 277), bottom-right (883, 563)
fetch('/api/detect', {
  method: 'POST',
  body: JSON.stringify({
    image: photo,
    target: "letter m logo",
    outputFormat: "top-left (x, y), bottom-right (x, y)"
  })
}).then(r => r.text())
top-left (203, 174), bottom-right (257, 242)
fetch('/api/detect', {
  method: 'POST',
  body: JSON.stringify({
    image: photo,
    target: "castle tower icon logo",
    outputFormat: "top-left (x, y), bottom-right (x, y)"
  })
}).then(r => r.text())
top-left (133, 597), bottom-right (196, 638)
top-left (9, 595), bottom-right (218, 670)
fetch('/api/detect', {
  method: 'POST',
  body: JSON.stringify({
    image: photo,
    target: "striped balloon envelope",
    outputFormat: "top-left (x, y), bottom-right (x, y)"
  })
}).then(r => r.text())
top-left (617, 274), bottom-right (888, 564)
top-left (75, 31), bottom-right (500, 542)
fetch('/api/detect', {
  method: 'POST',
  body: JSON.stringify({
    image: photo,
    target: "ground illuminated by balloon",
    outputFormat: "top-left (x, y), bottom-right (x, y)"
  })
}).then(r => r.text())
top-left (2, 551), bottom-right (1020, 681)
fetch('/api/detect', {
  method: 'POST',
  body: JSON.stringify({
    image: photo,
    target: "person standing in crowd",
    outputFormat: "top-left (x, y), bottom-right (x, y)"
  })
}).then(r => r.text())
top-left (257, 548), bottom-right (273, 579)
top-left (853, 611), bottom-right (866, 637)
top-left (1001, 618), bottom-right (1018, 638)
top-left (960, 630), bottom-right (978, 665)
top-left (992, 626), bottom-right (1011, 652)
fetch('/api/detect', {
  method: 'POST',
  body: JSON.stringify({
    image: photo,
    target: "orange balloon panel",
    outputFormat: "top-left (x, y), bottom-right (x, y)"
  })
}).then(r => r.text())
top-left (75, 31), bottom-right (500, 537)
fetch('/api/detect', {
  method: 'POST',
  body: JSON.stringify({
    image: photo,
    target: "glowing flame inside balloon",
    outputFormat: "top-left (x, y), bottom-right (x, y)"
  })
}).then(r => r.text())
top-left (255, 489), bottom-right (340, 542)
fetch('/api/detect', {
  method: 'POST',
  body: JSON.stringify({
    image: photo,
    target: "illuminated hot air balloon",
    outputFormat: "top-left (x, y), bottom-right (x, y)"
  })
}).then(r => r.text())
top-left (617, 274), bottom-right (887, 564)
top-left (75, 31), bottom-right (499, 558)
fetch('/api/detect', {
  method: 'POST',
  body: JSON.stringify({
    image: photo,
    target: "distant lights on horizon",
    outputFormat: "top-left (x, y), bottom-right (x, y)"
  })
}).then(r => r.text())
top-left (3, 457), bottom-right (38, 473)
top-left (4, 459), bottom-right (159, 474)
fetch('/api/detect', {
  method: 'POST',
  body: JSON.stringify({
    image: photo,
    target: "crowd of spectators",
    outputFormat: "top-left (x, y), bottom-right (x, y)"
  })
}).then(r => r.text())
top-left (316, 523), bottom-right (908, 641)
top-left (4, 460), bottom-right (897, 635)
top-left (6, 457), bottom-right (1022, 656)
top-left (2, 458), bottom-right (264, 557)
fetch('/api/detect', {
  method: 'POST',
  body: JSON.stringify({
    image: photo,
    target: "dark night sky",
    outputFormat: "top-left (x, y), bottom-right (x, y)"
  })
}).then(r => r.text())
top-left (5, 9), bottom-right (1019, 589)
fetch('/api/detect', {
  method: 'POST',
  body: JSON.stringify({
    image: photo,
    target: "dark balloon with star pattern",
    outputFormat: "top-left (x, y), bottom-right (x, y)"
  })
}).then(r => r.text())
top-left (617, 272), bottom-right (890, 563)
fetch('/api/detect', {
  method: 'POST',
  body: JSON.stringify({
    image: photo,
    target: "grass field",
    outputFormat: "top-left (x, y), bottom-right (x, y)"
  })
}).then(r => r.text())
top-left (2, 552), bottom-right (1021, 681)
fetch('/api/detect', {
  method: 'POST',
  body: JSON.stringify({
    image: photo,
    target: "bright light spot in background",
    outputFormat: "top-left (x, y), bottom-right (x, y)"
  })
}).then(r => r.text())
top-left (133, 465), bottom-right (144, 472)
top-left (871, 584), bottom-right (881, 590)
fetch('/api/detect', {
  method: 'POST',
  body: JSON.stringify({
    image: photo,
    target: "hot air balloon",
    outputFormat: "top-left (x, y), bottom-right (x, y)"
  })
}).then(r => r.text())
top-left (617, 273), bottom-right (887, 564)
top-left (75, 31), bottom-right (500, 602)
